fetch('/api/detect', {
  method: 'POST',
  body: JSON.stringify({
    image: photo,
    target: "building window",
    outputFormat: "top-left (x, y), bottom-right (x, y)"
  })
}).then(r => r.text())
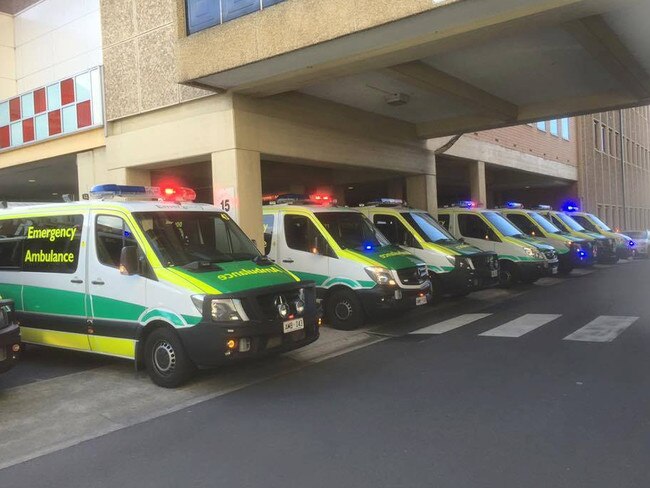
top-left (560, 118), bottom-right (570, 140)
top-left (593, 120), bottom-right (600, 149)
top-left (601, 125), bottom-right (607, 153)
top-left (549, 119), bottom-right (558, 136)
top-left (186, 0), bottom-right (286, 35)
top-left (536, 121), bottom-right (546, 132)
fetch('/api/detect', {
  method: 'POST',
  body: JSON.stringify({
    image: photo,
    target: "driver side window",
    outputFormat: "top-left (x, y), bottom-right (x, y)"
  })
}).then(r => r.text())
top-left (96, 215), bottom-right (138, 268)
top-left (373, 214), bottom-right (420, 248)
top-left (507, 214), bottom-right (538, 236)
top-left (284, 214), bottom-right (332, 256)
top-left (458, 214), bottom-right (499, 241)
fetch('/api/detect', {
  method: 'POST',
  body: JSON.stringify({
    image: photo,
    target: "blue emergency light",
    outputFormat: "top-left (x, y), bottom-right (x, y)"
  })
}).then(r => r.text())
top-left (562, 201), bottom-right (580, 212)
top-left (505, 202), bottom-right (524, 209)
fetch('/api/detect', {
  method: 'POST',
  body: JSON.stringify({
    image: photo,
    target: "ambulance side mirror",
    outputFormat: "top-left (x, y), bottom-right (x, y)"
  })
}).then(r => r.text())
top-left (119, 246), bottom-right (139, 276)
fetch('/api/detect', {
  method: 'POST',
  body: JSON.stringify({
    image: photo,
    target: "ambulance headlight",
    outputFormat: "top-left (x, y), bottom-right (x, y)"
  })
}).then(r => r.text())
top-left (365, 266), bottom-right (396, 286)
top-left (294, 299), bottom-right (305, 315)
top-left (524, 247), bottom-right (544, 260)
top-left (445, 255), bottom-right (456, 266)
top-left (211, 298), bottom-right (249, 322)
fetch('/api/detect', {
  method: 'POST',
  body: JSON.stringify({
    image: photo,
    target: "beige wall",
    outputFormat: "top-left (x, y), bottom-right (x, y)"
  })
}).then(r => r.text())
top-left (0, 12), bottom-right (16, 99)
top-left (13, 0), bottom-right (102, 93)
top-left (175, 0), bottom-right (447, 83)
top-left (101, 0), bottom-right (211, 121)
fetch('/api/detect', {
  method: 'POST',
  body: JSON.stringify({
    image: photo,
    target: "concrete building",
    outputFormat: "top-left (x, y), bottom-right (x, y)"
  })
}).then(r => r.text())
top-left (1, 0), bottom-right (650, 250)
top-left (576, 105), bottom-right (650, 231)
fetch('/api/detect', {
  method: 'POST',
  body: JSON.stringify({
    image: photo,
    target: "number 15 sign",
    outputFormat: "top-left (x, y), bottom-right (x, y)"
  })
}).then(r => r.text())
top-left (214, 186), bottom-right (236, 220)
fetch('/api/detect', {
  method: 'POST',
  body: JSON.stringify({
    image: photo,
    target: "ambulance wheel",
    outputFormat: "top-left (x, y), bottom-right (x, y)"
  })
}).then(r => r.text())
top-left (145, 328), bottom-right (196, 388)
top-left (326, 289), bottom-right (364, 330)
top-left (498, 261), bottom-right (518, 288)
top-left (428, 274), bottom-right (443, 304)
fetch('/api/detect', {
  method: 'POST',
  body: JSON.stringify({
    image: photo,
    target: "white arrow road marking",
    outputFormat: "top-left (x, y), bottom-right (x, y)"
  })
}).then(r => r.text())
top-left (564, 316), bottom-right (639, 342)
top-left (480, 314), bottom-right (562, 338)
top-left (410, 314), bottom-right (492, 335)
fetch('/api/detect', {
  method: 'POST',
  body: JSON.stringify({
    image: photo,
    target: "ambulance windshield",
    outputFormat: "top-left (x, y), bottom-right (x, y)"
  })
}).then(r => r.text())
top-left (403, 212), bottom-right (456, 243)
top-left (133, 211), bottom-right (260, 267)
top-left (529, 212), bottom-right (562, 234)
top-left (556, 212), bottom-right (586, 232)
top-left (315, 212), bottom-right (390, 250)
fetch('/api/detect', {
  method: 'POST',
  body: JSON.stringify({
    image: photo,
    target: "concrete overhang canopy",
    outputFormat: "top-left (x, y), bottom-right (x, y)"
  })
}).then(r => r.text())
top-left (188, 0), bottom-right (650, 138)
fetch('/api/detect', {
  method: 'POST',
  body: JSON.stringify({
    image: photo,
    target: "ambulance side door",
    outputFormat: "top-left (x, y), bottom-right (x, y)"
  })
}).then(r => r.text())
top-left (87, 211), bottom-right (147, 356)
top-left (20, 212), bottom-right (90, 351)
top-left (263, 213), bottom-right (278, 262)
top-left (277, 211), bottom-right (331, 285)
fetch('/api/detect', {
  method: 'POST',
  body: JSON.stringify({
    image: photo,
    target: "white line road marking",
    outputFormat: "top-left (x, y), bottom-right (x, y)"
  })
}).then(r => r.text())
top-left (480, 314), bottom-right (562, 338)
top-left (563, 316), bottom-right (639, 342)
top-left (410, 314), bottom-right (492, 335)
top-left (572, 268), bottom-right (595, 276)
top-left (536, 277), bottom-right (565, 287)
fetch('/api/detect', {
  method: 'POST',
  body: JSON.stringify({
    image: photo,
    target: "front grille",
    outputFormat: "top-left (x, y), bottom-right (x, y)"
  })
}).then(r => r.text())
top-left (543, 249), bottom-right (557, 260)
top-left (0, 300), bottom-right (14, 331)
top-left (397, 266), bottom-right (428, 286)
top-left (254, 288), bottom-right (304, 321)
top-left (469, 253), bottom-right (499, 271)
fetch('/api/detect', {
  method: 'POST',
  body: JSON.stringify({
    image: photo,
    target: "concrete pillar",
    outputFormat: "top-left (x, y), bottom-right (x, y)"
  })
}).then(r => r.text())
top-left (77, 148), bottom-right (151, 198)
top-left (469, 160), bottom-right (487, 205)
top-left (406, 174), bottom-right (438, 216)
top-left (211, 149), bottom-right (264, 252)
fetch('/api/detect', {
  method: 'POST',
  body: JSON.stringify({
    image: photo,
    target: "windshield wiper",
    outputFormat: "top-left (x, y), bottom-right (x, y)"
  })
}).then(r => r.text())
top-left (253, 255), bottom-right (274, 266)
top-left (180, 260), bottom-right (224, 271)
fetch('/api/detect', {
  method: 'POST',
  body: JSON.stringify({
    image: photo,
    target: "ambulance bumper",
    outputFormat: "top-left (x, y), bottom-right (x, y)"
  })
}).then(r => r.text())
top-left (177, 316), bottom-right (319, 368)
top-left (176, 282), bottom-right (320, 369)
top-left (358, 282), bottom-right (432, 314)
top-left (0, 323), bottom-right (20, 374)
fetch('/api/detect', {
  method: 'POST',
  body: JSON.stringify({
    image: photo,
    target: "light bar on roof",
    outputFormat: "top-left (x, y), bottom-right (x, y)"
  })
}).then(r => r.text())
top-left (89, 184), bottom-right (196, 202)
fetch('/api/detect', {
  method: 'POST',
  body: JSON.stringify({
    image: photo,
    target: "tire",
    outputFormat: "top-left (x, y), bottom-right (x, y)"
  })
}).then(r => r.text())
top-left (326, 289), bottom-right (365, 330)
top-left (498, 260), bottom-right (518, 288)
top-left (144, 328), bottom-right (196, 388)
top-left (559, 265), bottom-right (573, 276)
top-left (428, 274), bottom-right (444, 304)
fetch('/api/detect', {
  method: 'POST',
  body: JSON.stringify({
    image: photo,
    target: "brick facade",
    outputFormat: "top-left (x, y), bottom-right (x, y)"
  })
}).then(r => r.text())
top-left (468, 120), bottom-right (578, 167)
top-left (577, 106), bottom-right (650, 231)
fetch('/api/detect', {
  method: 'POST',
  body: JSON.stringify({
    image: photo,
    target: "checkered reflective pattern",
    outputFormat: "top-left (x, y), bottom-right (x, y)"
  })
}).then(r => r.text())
top-left (0, 67), bottom-right (103, 151)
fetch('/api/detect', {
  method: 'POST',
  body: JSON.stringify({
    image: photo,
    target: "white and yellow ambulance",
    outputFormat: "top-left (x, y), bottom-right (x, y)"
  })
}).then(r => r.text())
top-left (356, 199), bottom-right (499, 298)
top-left (437, 202), bottom-right (557, 286)
top-left (262, 194), bottom-right (431, 330)
top-left (0, 185), bottom-right (319, 387)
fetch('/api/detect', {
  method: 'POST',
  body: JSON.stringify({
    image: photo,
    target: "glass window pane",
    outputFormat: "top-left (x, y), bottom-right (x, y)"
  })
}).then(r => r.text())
top-left (75, 72), bottom-right (92, 102)
top-left (536, 121), bottom-right (546, 131)
top-left (561, 118), bottom-right (570, 140)
top-left (549, 119), bottom-right (558, 136)
top-left (21, 93), bottom-right (34, 118)
top-left (90, 68), bottom-right (103, 125)
top-left (10, 121), bottom-right (22, 145)
top-left (0, 101), bottom-right (8, 126)
top-left (34, 113), bottom-right (48, 140)
top-left (61, 105), bottom-right (77, 133)
top-left (47, 83), bottom-right (61, 110)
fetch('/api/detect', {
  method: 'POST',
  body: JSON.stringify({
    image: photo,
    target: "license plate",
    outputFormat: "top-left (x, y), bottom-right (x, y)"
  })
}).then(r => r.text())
top-left (283, 318), bottom-right (304, 334)
top-left (416, 296), bottom-right (428, 306)
top-left (0, 348), bottom-right (5, 362)
top-left (491, 270), bottom-right (498, 278)
top-left (552, 267), bottom-right (558, 274)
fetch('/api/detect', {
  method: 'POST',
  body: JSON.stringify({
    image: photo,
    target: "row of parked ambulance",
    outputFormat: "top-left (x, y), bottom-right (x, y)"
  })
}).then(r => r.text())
top-left (0, 185), bottom-right (639, 387)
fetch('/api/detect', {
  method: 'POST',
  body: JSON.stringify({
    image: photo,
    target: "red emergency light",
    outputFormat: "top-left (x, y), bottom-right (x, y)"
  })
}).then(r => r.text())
top-left (309, 194), bottom-right (335, 205)
top-left (161, 186), bottom-right (196, 202)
